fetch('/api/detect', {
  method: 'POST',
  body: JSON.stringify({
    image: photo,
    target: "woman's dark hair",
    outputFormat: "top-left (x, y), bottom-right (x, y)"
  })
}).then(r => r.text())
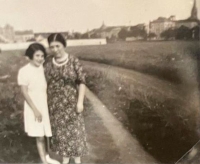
top-left (47, 33), bottom-right (66, 47)
top-left (25, 43), bottom-right (47, 60)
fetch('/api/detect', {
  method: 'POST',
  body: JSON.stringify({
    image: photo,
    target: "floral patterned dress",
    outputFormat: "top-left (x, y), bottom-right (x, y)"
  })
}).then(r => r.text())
top-left (44, 54), bottom-right (88, 157)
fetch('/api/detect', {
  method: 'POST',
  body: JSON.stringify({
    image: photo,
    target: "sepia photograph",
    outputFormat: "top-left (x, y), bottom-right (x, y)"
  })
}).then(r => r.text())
top-left (0, 0), bottom-right (200, 163)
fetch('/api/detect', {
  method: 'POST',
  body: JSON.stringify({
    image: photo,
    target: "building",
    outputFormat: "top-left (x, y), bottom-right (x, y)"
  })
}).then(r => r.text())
top-left (149, 0), bottom-right (199, 39)
top-left (149, 16), bottom-right (176, 39)
top-left (175, 19), bottom-right (199, 29)
top-left (86, 22), bottom-right (149, 41)
top-left (175, 0), bottom-right (199, 29)
top-left (34, 32), bottom-right (68, 41)
top-left (0, 24), bottom-right (15, 42)
top-left (0, 24), bottom-right (35, 43)
top-left (15, 30), bottom-right (34, 42)
top-left (0, 34), bottom-right (10, 43)
top-left (87, 22), bottom-right (127, 39)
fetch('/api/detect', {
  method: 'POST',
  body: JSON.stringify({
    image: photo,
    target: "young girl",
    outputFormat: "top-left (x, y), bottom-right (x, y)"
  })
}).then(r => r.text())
top-left (18, 43), bottom-right (60, 164)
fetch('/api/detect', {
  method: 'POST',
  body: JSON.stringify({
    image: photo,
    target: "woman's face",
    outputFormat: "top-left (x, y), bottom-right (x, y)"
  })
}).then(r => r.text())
top-left (49, 41), bottom-right (65, 58)
top-left (30, 50), bottom-right (45, 67)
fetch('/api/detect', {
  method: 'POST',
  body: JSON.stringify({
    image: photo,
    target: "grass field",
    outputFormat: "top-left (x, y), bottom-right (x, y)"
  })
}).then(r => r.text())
top-left (66, 41), bottom-right (200, 84)
top-left (0, 41), bottom-right (200, 163)
top-left (7, 41), bottom-right (200, 84)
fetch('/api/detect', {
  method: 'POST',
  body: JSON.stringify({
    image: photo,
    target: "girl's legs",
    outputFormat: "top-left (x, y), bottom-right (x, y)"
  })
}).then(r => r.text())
top-left (47, 137), bottom-right (50, 152)
top-left (36, 137), bottom-right (48, 164)
top-left (74, 157), bottom-right (81, 164)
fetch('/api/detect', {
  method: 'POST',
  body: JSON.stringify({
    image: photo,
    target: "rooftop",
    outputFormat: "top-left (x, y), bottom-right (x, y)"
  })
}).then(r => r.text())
top-left (15, 30), bottom-right (34, 35)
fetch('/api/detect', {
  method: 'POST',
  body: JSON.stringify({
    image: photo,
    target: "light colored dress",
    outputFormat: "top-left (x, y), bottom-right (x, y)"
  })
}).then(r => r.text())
top-left (18, 63), bottom-right (52, 137)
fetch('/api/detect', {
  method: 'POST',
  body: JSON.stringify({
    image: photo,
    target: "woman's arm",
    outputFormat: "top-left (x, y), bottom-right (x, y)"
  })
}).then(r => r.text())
top-left (20, 85), bottom-right (42, 122)
top-left (76, 83), bottom-right (86, 113)
top-left (73, 56), bottom-right (86, 113)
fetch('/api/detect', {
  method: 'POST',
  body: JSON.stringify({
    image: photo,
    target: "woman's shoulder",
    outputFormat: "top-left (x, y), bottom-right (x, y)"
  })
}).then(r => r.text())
top-left (69, 54), bottom-right (79, 62)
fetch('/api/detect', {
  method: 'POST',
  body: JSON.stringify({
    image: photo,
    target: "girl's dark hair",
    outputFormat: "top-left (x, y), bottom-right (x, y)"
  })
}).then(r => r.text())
top-left (25, 43), bottom-right (47, 60)
top-left (47, 33), bottom-right (66, 47)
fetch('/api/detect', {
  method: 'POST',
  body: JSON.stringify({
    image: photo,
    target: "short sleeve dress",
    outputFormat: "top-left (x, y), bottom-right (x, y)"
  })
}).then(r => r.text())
top-left (17, 63), bottom-right (52, 137)
top-left (44, 54), bottom-right (88, 157)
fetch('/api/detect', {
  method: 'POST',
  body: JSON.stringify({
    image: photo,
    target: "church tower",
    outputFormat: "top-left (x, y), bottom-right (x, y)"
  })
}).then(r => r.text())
top-left (100, 21), bottom-right (106, 29)
top-left (190, 0), bottom-right (198, 19)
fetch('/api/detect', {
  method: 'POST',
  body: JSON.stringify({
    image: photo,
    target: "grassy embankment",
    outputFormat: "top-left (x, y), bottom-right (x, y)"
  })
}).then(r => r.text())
top-left (71, 41), bottom-right (200, 163)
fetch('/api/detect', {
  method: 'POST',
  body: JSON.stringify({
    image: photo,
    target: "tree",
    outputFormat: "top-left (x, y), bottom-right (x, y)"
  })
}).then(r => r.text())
top-left (81, 33), bottom-right (89, 39)
top-left (161, 28), bottom-right (176, 40)
top-left (118, 28), bottom-right (128, 40)
top-left (90, 33), bottom-right (100, 38)
top-left (176, 26), bottom-right (192, 40)
top-left (74, 32), bottom-right (82, 39)
top-left (148, 33), bottom-right (157, 39)
top-left (110, 34), bottom-right (117, 42)
top-left (191, 26), bottom-right (199, 40)
top-left (129, 27), bottom-right (147, 38)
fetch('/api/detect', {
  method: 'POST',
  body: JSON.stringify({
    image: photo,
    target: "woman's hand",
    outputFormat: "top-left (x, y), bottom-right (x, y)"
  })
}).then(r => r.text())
top-left (76, 102), bottom-right (84, 114)
top-left (34, 110), bottom-right (42, 122)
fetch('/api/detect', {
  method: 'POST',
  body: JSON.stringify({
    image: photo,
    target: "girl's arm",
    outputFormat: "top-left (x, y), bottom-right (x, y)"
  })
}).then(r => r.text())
top-left (76, 83), bottom-right (86, 113)
top-left (20, 85), bottom-right (42, 122)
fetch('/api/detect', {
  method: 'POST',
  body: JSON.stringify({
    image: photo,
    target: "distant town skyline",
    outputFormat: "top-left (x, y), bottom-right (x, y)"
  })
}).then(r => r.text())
top-left (0, 0), bottom-right (199, 33)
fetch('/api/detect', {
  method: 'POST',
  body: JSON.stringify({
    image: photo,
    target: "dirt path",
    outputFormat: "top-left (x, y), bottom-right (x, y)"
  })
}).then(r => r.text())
top-left (82, 61), bottom-right (180, 100)
top-left (83, 88), bottom-right (157, 163)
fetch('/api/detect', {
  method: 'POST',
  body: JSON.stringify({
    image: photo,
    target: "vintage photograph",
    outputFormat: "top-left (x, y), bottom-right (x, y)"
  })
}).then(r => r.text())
top-left (0, 0), bottom-right (200, 163)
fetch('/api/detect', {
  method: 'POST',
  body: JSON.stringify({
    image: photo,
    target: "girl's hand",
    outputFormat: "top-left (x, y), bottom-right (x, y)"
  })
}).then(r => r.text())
top-left (76, 102), bottom-right (84, 114)
top-left (34, 110), bottom-right (42, 122)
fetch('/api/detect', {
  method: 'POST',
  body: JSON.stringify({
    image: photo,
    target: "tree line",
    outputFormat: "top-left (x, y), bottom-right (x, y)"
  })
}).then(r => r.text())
top-left (160, 25), bottom-right (199, 40)
top-left (117, 25), bottom-right (200, 41)
top-left (61, 25), bottom-right (200, 41)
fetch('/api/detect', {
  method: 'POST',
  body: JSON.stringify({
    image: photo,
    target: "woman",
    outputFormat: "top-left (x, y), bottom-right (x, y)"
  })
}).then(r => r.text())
top-left (17, 43), bottom-right (60, 164)
top-left (44, 33), bottom-right (88, 164)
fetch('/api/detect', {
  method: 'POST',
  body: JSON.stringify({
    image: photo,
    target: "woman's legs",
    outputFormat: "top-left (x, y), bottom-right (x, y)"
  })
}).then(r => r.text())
top-left (36, 137), bottom-right (48, 164)
top-left (63, 157), bottom-right (70, 164)
top-left (63, 156), bottom-right (81, 164)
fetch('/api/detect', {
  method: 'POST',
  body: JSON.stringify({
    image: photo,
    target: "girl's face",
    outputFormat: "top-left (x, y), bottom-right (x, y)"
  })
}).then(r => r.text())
top-left (30, 50), bottom-right (45, 67)
top-left (49, 41), bottom-right (65, 58)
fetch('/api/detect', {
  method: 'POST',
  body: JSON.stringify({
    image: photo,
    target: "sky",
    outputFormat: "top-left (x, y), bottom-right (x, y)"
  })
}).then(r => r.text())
top-left (0, 0), bottom-right (199, 33)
